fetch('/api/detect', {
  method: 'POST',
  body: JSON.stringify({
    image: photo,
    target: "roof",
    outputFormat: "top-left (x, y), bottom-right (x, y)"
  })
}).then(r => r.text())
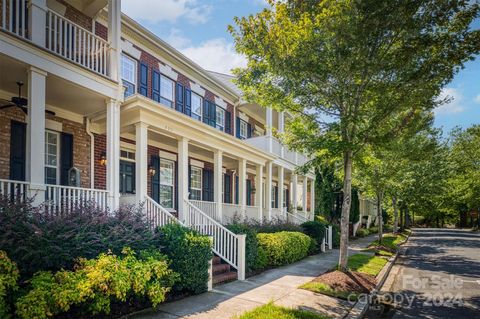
top-left (207, 70), bottom-right (244, 97)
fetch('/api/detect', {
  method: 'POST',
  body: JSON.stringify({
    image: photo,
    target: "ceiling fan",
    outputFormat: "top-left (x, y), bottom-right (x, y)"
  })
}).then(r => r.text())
top-left (0, 82), bottom-right (55, 116)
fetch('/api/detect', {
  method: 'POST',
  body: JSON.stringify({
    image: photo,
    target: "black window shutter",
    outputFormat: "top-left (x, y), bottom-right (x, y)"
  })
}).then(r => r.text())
top-left (203, 100), bottom-right (209, 125)
top-left (174, 160), bottom-right (178, 210)
top-left (188, 165), bottom-right (192, 198)
top-left (176, 83), bottom-right (184, 113)
top-left (202, 168), bottom-right (214, 201)
top-left (225, 111), bottom-right (231, 134)
top-left (211, 103), bottom-right (216, 127)
top-left (224, 173), bottom-right (231, 203)
top-left (152, 70), bottom-right (160, 102)
top-left (286, 188), bottom-right (290, 209)
top-left (139, 63), bottom-right (148, 97)
top-left (185, 89), bottom-right (192, 116)
top-left (274, 186), bottom-right (279, 208)
top-left (247, 123), bottom-right (252, 138)
top-left (246, 179), bottom-right (252, 206)
top-left (235, 175), bottom-right (239, 204)
top-left (60, 133), bottom-right (73, 186)
top-left (151, 155), bottom-right (160, 203)
top-left (9, 121), bottom-right (26, 181)
top-left (236, 117), bottom-right (241, 138)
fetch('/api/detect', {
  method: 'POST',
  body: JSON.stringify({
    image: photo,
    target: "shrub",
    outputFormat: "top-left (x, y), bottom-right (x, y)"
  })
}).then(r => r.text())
top-left (156, 224), bottom-right (212, 294)
top-left (226, 223), bottom-right (260, 272)
top-left (301, 221), bottom-right (326, 252)
top-left (0, 251), bottom-right (19, 318)
top-left (356, 228), bottom-right (369, 237)
top-left (332, 224), bottom-right (341, 248)
top-left (0, 198), bottom-right (158, 277)
top-left (257, 232), bottom-right (312, 267)
top-left (228, 215), bottom-right (302, 234)
top-left (15, 248), bottom-right (177, 319)
top-left (369, 226), bottom-right (379, 234)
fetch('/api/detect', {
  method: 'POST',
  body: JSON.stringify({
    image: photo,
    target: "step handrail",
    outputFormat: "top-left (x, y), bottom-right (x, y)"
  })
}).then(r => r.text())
top-left (184, 199), bottom-right (245, 280)
top-left (286, 210), bottom-right (308, 224)
top-left (145, 195), bottom-right (182, 229)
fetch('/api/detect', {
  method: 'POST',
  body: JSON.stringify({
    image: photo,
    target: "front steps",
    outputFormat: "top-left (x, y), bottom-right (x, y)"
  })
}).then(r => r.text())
top-left (212, 256), bottom-right (237, 285)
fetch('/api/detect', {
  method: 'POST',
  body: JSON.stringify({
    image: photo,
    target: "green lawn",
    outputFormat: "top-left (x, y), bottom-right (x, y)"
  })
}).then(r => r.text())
top-left (347, 254), bottom-right (388, 276)
top-left (299, 281), bottom-right (357, 301)
top-left (235, 303), bottom-right (330, 319)
top-left (369, 233), bottom-right (407, 252)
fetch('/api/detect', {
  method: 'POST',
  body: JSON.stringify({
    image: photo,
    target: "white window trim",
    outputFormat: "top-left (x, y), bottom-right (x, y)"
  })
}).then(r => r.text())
top-left (216, 106), bottom-right (225, 131)
top-left (160, 74), bottom-right (175, 106)
top-left (190, 166), bottom-right (203, 200)
top-left (191, 92), bottom-right (203, 120)
top-left (45, 130), bottom-right (60, 185)
top-left (239, 120), bottom-right (248, 139)
top-left (160, 158), bottom-right (175, 209)
top-left (121, 54), bottom-right (137, 91)
top-left (120, 148), bottom-right (136, 163)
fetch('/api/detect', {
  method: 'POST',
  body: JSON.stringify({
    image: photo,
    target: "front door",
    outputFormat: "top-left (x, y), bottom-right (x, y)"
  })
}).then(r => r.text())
top-left (9, 121), bottom-right (26, 181)
top-left (119, 161), bottom-right (135, 194)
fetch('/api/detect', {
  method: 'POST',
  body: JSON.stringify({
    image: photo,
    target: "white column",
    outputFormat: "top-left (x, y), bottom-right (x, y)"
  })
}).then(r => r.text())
top-left (108, 0), bottom-right (122, 82)
top-left (135, 123), bottom-right (148, 204)
top-left (26, 67), bottom-right (47, 205)
top-left (238, 158), bottom-right (247, 219)
top-left (278, 112), bottom-right (285, 157)
top-left (266, 107), bottom-right (273, 152)
top-left (310, 178), bottom-right (315, 219)
top-left (177, 137), bottom-right (189, 223)
top-left (302, 177), bottom-right (308, 212)
top-left (106, 99), bottom-right (121, 209)
top-left (255, 164), bottom-right (264, 221)
top-left (265, 162), bottom-right (272, 220)
top-left (278, 166), bottom-right (284, 211)
top-left (292, 173), bottom-right (298, 213)
top-left (29, 0), bottom-right (47, 45)
top-left (214, 150), bottom-right (223, 222)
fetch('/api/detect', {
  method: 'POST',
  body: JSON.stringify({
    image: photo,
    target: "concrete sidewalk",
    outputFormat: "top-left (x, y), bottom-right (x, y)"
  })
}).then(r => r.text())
top-left (130, 235), bottom-right (377, 319)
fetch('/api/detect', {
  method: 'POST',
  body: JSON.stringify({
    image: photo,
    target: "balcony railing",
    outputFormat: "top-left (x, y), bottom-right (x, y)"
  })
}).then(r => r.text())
top-left (190, 200), bottom-right (217, 221)
top-left (45, 184), bottom-right (109, 214)
top-left (1, 0), bottom-right (110, 77)
top-left (244, 135), bottom-right (308, 165)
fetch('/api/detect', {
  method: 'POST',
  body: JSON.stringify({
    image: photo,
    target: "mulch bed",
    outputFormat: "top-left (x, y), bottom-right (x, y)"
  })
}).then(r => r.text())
top-left (312, 270), bottom-right (377, 294)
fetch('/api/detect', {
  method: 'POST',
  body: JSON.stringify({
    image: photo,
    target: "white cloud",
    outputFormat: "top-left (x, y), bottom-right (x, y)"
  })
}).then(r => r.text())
top-left (434, 88), bottom-right (465, 115)
top-left (474, 94), bottom-right (480, 104)
top-left (180, 38), bottom-right (247, 74)
top-left (165, 28), bottom-right (191, 48)
top-left (122, 0), bottom-right (211, 25)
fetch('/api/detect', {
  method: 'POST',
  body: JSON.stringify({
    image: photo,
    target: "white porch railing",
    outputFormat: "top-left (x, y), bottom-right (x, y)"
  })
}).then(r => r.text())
top-left (286, 210), bottom-right (308, 224)
top-left (245, 205), bottom-right (261, 221)
top-left (185, 199), bottom-right (245, 280)
top-left (45, 9), bottom-right (109, 76)
top-left (271, 207), bottom-right (287, 221)
top-left (324, 225), bottom-right (333, 250)
top-left (145, 195), bottom-right (180, 229)
top-left (0, 178), bottom-right (29, 201)
top-left (0, 0), bottom-right (28, 39)
top-left (222, 203), bottom-right (243, 222)
top-left (190, 200), bottom-right (217, 220)
top-left (45, 184), bottom-right (109, 214)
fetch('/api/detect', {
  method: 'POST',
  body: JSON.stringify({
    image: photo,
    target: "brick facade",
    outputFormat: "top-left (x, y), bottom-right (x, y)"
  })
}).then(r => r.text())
top-left (0, 108), bottom-right (91, 188)
top-left (57, 0), bottom-right (92, 31)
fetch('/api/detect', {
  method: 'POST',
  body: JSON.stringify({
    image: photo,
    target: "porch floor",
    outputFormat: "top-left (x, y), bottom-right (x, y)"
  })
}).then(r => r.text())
top-left (130, 235), bottom-right (378, 319)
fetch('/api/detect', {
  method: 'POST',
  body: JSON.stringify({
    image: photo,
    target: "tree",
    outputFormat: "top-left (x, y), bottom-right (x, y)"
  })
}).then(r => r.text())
top-left (230, 0), bottom-right (480, 271)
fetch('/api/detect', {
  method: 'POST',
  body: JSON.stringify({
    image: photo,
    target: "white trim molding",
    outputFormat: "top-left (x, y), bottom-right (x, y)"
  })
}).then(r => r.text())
top-left (121, 39), bottom-right (142, 60)
top-left (159, 63), bottom-right (179, 81)
top-left (190, 82), bottom-right (206, 97)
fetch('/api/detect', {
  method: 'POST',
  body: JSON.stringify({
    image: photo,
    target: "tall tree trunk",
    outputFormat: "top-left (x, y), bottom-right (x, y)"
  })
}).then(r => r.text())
top-left (338, 150), bottom-right (353, 272)
top-left (393, 196), bottom-right (398, 234)
top-left (377, 191), bottom-right (383, 244)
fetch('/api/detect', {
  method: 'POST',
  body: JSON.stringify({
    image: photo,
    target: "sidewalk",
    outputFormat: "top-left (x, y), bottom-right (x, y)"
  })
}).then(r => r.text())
top-left (130, 235), bottom-right (377, 319)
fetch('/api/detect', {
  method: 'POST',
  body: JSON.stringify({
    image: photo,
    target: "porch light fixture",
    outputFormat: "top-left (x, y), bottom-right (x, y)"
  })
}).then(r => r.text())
top-left (99, 152), bottom-right (107, 166)
top-left (148, 165), bottom-right (156, 176)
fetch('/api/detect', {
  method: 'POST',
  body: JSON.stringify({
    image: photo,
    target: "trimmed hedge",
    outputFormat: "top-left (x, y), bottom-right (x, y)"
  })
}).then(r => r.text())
top-left (156, 224), bottom-right (212, 294)
top-left (226, 223), bottom-right (261, 272)
top-left (257, 232), bottom-right (313, 267)
top-left (301, 221), bottom-right (326, 252)
top-left (0, 251), bottom-right (19, 318)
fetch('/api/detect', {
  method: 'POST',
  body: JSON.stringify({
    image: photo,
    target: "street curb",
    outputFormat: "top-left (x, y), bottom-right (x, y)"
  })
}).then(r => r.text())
top-left (343, 231), bottom-right (412, 319)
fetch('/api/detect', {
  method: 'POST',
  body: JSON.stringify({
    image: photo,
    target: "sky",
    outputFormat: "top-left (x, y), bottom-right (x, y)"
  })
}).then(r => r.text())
top-left (121, 0), bottom-right (479, 132)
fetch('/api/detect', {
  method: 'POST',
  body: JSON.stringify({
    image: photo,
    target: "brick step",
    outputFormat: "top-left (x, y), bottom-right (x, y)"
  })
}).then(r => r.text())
top-left (212, 256), bottom-right (222, 265)
top-left (212, 263), bottom-right (231, 275)
top-left (212, 271), bottom-right (237, 285)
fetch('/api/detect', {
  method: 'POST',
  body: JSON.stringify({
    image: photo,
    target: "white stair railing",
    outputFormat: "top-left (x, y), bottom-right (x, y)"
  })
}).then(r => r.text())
top-left (286, 210), bottom-right (308, 224)
top-left (45, 184), bottom-right (109, 214)
top-left (190, 200), bottom-right (217, 220)
top-left (324, 225), bottom-right (333, 250)
top-left (145, 195), bottom-right (181, 229)
top-left (45, 9), bottom-right (109, 76)
top-left (0, 0), bottom-right (29, 39)
top-left (185, 199), bottom-right (246, 280)
top-left (0, 179), bottom-right (28, 201)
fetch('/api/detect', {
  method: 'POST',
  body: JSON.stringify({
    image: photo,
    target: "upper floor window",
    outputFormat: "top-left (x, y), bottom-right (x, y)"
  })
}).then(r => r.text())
top-left (216, 107), bottom-right (225, 131)
top-left (121, 54), bottom-right (136, 98)
top-left (239, 119), bottom-right (248, 139)
top-left (160, 75), bottom-right (174, 107)
top-left (191, 93), bottom-right (202, 121)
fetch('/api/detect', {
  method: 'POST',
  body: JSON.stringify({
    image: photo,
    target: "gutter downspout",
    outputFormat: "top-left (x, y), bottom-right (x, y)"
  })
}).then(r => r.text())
top-left (85, 118), bottom-right (95, 189)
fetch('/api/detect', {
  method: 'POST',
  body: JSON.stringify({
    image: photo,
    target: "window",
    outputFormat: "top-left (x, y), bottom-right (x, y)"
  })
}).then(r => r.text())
top-left (160, 159), bottom-right (175, 208)
top-left (45, 131), bottom-right (59, 185)
top-left (283, 188), bottom-right (287, 208)
top-left (239, 120), bottom-right (248, 139)
top-left (121, 54), bottom-right (136, 98)
top-left (160, 75), bottom-right (174, 107)
top-left (120, 161), bottom-right (135, 194)
top-left (120, 149), bottom-right (135, 161)
top-left (190, 166), bottom-right (202, 200)
top-left (191, 93), bottom-right (202, 121)
top-left (271, 186), bottom-right (276, 209)
top-left (216, 107), bottom-right (225, 131)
